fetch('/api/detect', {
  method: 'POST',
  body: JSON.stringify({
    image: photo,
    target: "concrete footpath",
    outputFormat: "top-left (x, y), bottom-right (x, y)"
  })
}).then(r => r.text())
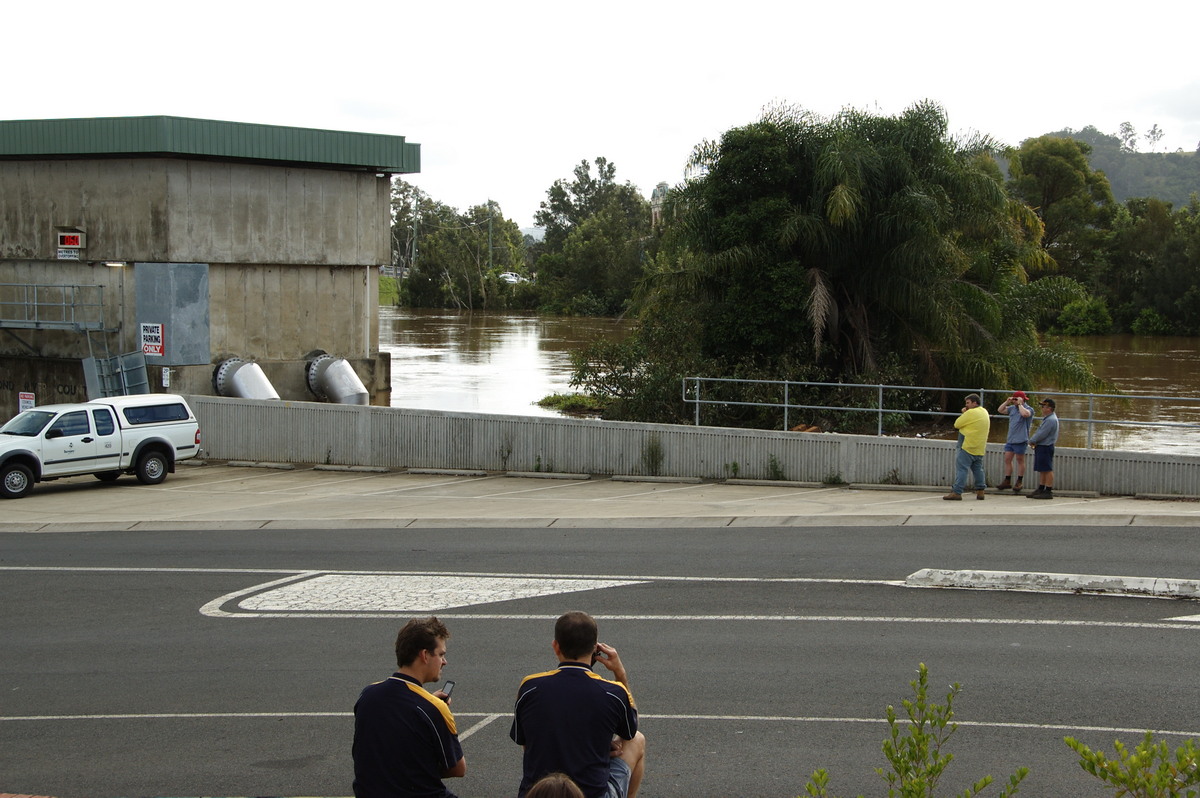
top-left (3, 458), bottom-right (1198, 532)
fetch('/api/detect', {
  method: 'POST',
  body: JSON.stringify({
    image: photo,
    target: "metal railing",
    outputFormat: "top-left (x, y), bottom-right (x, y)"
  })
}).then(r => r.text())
top-left (682, 377), bottom-right (1200, 449)
top-left (0, 283), bottom-right (109, 331)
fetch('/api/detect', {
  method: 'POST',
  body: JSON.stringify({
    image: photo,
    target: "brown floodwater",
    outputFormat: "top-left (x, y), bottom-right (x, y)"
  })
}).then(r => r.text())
top-left (379, 309), bottom-right (1200, 454)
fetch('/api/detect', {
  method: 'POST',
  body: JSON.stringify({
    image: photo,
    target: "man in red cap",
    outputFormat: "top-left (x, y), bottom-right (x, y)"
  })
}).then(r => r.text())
top-left (996, 391), bottom-right (1033, 492)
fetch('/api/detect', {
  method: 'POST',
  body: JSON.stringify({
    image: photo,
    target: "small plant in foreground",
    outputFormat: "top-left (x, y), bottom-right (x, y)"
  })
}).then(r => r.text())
top-left (803, 663), bottom-right (1027, 798)
top-left (823, 470), bottom-right (847, 485)
top-left (1066, 732), bottom-right (1200, 797)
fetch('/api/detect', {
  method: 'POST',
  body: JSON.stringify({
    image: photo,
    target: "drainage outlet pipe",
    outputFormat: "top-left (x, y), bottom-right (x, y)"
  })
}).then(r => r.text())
top-left (213, 358), bottom-right (281, 400)
top-left (306, 353), bottom-right (369, 405)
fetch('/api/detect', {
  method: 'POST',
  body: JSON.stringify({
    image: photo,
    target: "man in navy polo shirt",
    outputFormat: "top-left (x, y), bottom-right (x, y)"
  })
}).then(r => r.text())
top-left (353, 617), bottom-right (466, 798)
top-left (511, 611), bottom-right (646, 798)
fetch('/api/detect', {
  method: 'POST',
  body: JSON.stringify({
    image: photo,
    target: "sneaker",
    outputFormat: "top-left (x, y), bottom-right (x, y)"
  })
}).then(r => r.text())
top-left (942, 492), bottom-right (962, 501)
top-left (976, 490), bottom-right (986, 500)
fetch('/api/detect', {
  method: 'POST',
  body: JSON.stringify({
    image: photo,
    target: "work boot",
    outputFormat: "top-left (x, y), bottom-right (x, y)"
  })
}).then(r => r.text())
top-left (942, 492), bottom-right (962, 501)
top-left (997, 477), bottom-right (1012, 491)
top-left (1027, 485), bottom-right (1045, 498)
top-left (1012, 478), bottom-right (1023, 494)
top-left (976, 489), bottom-right (986, 500)
top-left (1029, 487), bottom-right (1053, 500)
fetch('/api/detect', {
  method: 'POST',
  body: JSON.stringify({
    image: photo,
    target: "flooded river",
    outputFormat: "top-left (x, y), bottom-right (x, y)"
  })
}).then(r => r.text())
top-left (380, 309), bottom-right (1200, 454)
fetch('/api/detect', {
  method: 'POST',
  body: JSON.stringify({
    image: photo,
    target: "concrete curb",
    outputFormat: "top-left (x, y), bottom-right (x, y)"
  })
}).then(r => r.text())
top-left (907, 567), bottom-right (1200, 599)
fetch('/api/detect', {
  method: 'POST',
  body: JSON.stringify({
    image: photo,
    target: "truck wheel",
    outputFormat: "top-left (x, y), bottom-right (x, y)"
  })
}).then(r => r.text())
top-left (2, 463), bottom-right (34, 499)
top-left (135, 451), bottom-right (169, 485)
top-left (95, 471), bottom-right (122, 482)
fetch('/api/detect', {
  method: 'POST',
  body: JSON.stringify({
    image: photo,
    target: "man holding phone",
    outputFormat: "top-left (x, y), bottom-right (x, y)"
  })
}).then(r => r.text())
top-left (353, 617), bottom-right (466, 798)
top-left (510, 611), bottom-right (646, 798)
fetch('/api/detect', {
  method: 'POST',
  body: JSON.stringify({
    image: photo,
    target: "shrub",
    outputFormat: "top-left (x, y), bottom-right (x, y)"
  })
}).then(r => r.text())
top-left (1131, 308), bottom-right (1176, 336)
top-left (803, 663), bottom-right (1028, 798)
top-left (1055, 297), bottom-right (1113, 335)
top-left (1066, 732), bottom-right (1200, 797)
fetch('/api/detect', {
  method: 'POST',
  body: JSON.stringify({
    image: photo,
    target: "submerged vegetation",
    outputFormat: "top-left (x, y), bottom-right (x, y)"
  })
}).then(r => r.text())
top-left (389, 104), bottom-right (1199, 427)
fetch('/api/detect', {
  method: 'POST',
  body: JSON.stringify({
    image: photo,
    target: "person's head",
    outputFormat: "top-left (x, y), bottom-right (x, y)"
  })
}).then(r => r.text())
top-left (1012, 390), bottom-right (1027, 403)
top-left (964, 394), bottom-right (981, 408)
top-left (526, 772), bottom-right (585, 798)
top-left (1039, 397), bottom-right (1056, 414)
top-left (395, 617), bottom-right (450, 682)
top-left (554, 611), bottom-right (598, 661)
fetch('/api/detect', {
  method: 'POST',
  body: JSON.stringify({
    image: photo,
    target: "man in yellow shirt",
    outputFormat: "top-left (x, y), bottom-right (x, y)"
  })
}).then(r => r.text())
top-left (944, 393), bottom-right (990, 500)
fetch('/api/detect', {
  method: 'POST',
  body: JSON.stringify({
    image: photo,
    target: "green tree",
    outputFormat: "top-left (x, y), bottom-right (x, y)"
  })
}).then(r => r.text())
top-left (389, 181), bottom-right (528, 310)
top-left (1095, 195), bottom-right (1200, 334)
top-left (581, 102), bottom-right (1099, 424)
top-left (1006, 136), bottom-right (1114, 276)
top-left (533, 157), bottom-right (652, 315)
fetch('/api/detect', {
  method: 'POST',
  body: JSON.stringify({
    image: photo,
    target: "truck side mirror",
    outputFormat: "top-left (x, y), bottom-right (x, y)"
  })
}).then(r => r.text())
top-left (45, 428), bottom-right (63, 440)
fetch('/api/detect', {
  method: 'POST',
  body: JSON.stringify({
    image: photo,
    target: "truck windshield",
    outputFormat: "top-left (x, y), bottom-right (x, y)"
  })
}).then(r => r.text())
top-left (0, 411), bottom-right (56, 436)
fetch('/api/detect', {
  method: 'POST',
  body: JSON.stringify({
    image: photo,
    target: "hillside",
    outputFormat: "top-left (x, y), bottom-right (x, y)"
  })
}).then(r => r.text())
top-left (1046, 126), bottom-right (1200, 207)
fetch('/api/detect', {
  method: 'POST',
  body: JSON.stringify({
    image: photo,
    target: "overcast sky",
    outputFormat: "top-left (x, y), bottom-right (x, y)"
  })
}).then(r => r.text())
top-left (9, 1), bottom-right (1197, 229)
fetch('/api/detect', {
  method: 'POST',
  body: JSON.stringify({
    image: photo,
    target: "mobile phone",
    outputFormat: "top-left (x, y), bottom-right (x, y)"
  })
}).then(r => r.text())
top-left (590, 646), bottom-right (602, 666)
top-left (441, 680), bottom-right (455, 698)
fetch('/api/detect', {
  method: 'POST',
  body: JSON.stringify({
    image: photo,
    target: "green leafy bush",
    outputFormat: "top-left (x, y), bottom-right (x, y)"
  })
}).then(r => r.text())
top-left (1131, 308), bottom-right (1176, 335)
top-left (1066, 732), bottom-right (1200, 797)
top-left (1054, 297), bottom-right (1113, 335)
top-left (803, 663), bottom-right (1027, 798)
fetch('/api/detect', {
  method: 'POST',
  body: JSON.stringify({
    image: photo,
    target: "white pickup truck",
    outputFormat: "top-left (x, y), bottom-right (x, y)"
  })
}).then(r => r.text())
top-left (0, 394), bottom-right (201, 499)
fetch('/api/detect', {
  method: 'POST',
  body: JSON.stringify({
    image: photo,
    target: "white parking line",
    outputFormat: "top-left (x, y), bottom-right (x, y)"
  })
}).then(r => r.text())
top-left (4, 711), bottom-right (1198, 740)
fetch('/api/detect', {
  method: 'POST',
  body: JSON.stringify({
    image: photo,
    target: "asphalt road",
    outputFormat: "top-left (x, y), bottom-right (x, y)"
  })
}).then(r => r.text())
top-left (3, 524), bottom-right (1200, 797)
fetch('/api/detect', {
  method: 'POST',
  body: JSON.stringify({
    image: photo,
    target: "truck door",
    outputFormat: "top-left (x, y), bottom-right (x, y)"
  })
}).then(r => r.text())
top-left (89, 407), bottom-right (122, 472)
top-left (40, 410), bottom-right (100, 477)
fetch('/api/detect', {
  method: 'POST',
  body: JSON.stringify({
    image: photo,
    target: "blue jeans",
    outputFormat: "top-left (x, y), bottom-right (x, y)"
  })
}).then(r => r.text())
top-left (952, 446), bottom-right (986, 494)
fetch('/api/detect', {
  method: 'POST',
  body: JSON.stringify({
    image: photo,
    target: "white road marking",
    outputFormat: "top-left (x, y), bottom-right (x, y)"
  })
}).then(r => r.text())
top-left (3, 711), bottom-right (1198, 740)
top-left (5, 566), bottom-right (1197, 628)
top-left (456, 713), bottom-right (504, 741)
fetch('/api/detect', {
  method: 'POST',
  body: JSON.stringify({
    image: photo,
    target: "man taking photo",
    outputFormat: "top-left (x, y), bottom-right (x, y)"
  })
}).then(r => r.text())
top-left (511, 611), bottom-right (646, 798)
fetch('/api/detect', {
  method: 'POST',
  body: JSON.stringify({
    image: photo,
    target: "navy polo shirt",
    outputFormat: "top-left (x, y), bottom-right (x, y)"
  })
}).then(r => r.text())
top-left (353, 673), bottom-right (463, 798)
top-left (510, 662), bottom-right (638, 798)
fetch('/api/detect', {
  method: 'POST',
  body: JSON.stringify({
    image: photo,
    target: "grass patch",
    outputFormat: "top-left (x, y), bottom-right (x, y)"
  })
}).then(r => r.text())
top-left (537, 392), bottom-right (609, 416)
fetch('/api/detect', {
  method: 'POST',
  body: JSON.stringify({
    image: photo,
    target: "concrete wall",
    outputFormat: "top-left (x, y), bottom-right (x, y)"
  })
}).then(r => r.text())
top-left (0, 157), bottom-right (391, 414)
top-left (188, 395), bottom-right (1200, 497)
top-left (0, 158), bottom-right (390, 264)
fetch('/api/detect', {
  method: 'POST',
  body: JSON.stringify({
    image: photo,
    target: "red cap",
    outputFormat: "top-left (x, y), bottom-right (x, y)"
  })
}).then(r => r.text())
top-left (1012, 390), bottom-right (1028, 400)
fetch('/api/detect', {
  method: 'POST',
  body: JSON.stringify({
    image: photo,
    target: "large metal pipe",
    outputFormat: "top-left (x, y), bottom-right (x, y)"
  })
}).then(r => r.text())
top-left (306, 352), bottom-right (369, 405)
top-left (213, 357), bottom-right (281, 400)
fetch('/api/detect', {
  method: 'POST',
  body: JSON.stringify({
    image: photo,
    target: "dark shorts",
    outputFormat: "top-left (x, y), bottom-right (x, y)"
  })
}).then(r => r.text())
top-left (1033, 444), bottom-right (1055, 472)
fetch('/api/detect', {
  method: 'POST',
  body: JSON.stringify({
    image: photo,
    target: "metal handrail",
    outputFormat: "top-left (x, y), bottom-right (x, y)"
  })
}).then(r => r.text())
top-left (682, 377), bottom-right (1200, 449)
top-left (0, 283), bottom-right (109, 331)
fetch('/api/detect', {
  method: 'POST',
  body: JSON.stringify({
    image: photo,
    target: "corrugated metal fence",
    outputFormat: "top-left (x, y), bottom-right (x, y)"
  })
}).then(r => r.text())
top-left (188, 395), bottom-right (1200, 497)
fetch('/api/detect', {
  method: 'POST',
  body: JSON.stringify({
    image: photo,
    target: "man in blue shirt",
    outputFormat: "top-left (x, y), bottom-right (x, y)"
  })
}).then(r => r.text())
top-left (511, 611), bottom-right (646, 798)
top-left (1028, 398), bottom-right (1060, 499)
top-left (353, 617), bottom-right (466, 798)
top-left (996, 391), bottom-right (1033, 492)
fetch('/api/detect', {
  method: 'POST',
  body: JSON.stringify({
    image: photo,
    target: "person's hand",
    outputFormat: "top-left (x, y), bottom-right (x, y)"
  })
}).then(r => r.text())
top-left (609, 735), bottom-right (624, 758)
top-left (593, 642), bottom-right (628, 685)
top-left (433, 689), bottom-right (451, 704)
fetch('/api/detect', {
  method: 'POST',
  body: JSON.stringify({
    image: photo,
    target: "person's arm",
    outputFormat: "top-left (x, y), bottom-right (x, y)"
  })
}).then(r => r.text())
top-left (997, 398), bottom-right (1011, 413)
top-left (1018, 402), bottom-right (1032, 418)
top-left (593, 642), bottom-right (629, 688)
top-left (443, 756), bottom-right (466, 778)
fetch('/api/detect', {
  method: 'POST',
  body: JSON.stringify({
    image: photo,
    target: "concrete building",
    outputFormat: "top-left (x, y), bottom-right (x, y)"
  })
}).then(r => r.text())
top-left (0, 116), bottom-right (419, 419)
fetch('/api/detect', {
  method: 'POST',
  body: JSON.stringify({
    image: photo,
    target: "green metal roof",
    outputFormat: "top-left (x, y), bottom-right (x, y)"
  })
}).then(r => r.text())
top-left (0, 115), bottom-right (420, 173)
